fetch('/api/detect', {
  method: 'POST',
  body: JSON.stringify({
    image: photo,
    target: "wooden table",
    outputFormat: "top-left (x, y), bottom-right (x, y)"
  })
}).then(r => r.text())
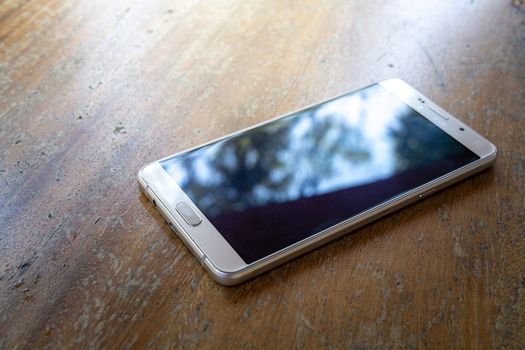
top-left (1, 0), bottom-right (523, 348)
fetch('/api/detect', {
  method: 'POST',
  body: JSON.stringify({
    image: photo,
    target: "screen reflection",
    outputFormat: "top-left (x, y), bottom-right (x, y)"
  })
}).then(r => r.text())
top-left (162, 84), bottom-right (478, 263)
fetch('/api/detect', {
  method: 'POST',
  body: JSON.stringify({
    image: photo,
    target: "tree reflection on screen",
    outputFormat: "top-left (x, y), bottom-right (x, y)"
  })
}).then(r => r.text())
top-left (161, 84), bottom-right (478, 262)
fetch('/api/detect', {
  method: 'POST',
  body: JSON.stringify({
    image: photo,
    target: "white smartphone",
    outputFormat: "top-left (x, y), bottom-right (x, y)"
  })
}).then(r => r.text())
top-left (138, 79), bottom-right (496, 285)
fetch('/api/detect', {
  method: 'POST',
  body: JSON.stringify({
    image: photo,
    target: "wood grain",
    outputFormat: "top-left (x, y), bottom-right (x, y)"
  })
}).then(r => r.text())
top-left (1, 0), bottom-right (523, 348)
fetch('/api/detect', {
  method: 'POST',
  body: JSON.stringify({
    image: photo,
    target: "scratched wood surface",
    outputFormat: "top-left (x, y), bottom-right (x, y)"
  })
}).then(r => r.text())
top-left (1, 0), bottom-right (524, 348)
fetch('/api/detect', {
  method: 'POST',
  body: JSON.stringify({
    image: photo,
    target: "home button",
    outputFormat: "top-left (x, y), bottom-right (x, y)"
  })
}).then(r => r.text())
top-left (176, 202), bottom-right (202, 226)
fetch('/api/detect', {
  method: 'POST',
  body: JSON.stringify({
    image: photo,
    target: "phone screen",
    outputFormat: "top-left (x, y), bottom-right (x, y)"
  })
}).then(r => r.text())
top-left (160, 84), bottom-right (479, 263)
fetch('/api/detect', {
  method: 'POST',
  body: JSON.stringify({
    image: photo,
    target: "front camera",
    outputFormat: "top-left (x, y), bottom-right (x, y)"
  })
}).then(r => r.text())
top-left (459, 127), bottom-right (465, 131)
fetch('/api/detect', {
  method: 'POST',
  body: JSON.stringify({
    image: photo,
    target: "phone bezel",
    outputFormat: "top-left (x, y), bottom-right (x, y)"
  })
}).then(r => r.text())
top-left (138, 79), bottom-right (497, 285)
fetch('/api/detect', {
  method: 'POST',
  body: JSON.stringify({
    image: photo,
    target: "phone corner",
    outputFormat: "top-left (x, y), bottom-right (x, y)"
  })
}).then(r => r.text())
top-left (202, 258), bottom-right (248, 286)
top-left (487, 142), bottom-right (498, 165)
top-left (137, 161), bottom-right (158, 186)
top-left (489, 142), bottom-right (498, 157)
top-left (482, 140), bottom-right (498, 163)
top-left (211, 274), bottom-right (244, 287)
top-left (379, 78), bottom-right (414, 95)
top-left (137, 163), bottom-right (157, 195)
top-left (136, 166), bottom-right (146, 188)
top-left (137, 162), bottom-right (149, 179)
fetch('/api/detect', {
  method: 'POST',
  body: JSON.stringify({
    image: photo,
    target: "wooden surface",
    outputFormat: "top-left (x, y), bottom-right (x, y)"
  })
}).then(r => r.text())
top-left (1, 0), bottom-right (524, 348)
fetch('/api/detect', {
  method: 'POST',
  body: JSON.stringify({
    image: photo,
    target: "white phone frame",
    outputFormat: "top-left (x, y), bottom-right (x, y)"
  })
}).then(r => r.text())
top-left (138, 79), bottom-right (497, 285)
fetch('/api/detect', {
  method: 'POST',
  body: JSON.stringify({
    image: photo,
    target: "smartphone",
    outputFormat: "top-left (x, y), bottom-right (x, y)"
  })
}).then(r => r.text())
top-left (138, 79), bottom-right (496, 285)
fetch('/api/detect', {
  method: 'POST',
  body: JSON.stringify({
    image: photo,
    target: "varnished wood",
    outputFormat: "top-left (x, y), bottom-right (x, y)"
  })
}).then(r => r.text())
top-left (1, 0), bottom-right (523, 348)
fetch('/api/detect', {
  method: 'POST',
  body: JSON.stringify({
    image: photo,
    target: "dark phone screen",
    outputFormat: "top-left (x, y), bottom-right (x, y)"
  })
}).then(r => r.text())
top-left (161, 84), bottom-right (479, 263)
